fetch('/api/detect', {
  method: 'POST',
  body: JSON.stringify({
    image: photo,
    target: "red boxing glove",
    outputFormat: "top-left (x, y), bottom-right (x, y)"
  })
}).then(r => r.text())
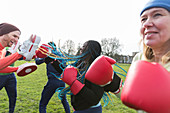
top-left (36, 44), bottom-right (52, 58)
top-left (85, 55), bottom-right (116, 85)
top-left (121, 60), bottom-right (170, 113)
top-left (61, 65), bottom-right (85, 95)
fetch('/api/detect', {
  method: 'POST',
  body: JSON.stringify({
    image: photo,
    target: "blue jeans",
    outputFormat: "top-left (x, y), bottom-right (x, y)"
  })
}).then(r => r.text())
top-left (39, 77), bottom-right (70, 113)
top-left (0, 73), bottom-right (17, 113)
top-left (73, 105), bottom-right (102, 113)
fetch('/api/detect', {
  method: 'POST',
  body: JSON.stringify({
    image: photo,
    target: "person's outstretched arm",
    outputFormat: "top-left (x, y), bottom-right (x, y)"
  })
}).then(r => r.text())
top-left (0, 52), bottom-right (22, 70)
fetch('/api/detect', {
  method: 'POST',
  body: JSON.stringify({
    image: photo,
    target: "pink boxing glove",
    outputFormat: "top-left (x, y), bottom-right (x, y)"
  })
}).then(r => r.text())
top-left (61, 65), bottom-right (85, 95)
top-left (121, 60), bottom-right (170, 113)
top-left (36, 44), bottom-right (52, 58)
top-left (85, 55), bottom-right (116, 86)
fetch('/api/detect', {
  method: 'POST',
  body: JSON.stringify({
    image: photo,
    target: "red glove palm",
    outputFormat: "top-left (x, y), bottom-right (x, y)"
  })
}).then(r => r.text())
top-left (61, 65), bottom-right (85, 95)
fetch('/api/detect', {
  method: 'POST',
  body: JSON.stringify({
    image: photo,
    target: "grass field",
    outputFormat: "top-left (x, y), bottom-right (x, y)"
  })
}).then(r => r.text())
top-left (0, 61), bottom-right (136, 113)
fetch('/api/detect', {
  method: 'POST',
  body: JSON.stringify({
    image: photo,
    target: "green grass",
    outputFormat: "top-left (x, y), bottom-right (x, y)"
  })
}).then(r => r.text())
top-left (0, 61), bottom-right (136, 113)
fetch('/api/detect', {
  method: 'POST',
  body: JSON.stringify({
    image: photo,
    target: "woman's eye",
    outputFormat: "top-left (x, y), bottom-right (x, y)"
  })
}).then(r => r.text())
top-left (141, 17), bottom-right (147, 23)
top-left (154, 13), bottom-right (162, 17)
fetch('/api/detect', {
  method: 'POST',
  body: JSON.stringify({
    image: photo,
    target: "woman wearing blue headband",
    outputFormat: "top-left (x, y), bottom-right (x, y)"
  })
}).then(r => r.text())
top-left (121, 0), bottom-right (170, 113)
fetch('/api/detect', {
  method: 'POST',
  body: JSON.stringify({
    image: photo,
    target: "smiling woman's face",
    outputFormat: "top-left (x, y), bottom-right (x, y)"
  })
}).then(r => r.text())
top-left (140, 8), bottom-right (170, 49)
top-left (4, 31), bottom-right (20, 47)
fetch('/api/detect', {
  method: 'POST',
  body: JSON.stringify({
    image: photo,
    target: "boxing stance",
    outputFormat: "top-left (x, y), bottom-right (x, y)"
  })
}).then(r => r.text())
top-left (0, 23), bottom-right (41, 71)
top-left (0, 23), bottom-right (41, 113)
top-left (36, 40), bottom-right (123, 113)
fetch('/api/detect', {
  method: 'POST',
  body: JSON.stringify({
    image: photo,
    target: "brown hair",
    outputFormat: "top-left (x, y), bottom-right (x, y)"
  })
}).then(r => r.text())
top-left (0, 23), bottom-right (20, 36)
top-left (143, 42), bottom-right (170, 64)
top-left (162, 51), bottom-right (170, 64)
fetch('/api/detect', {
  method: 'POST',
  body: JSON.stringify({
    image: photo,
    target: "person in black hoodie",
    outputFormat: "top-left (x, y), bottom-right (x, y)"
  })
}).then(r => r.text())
top-left (44, 40), bottom-right (122, 113)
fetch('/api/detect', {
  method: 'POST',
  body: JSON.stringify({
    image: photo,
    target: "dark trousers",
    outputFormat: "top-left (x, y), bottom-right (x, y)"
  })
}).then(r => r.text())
top-left (0, 73), bottom-right (17, 113)
top-left (39, 77), bottom-right (70, 113)
top-left (73, 105), bottom-right (102, 113)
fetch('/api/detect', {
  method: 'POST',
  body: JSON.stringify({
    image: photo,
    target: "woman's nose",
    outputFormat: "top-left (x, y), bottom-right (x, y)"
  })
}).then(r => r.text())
top-left (142, 18), bottom-right (154, 28)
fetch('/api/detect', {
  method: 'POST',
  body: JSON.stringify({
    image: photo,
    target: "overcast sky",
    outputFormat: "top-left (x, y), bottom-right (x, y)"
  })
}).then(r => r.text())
top-left (1, 0), bottom-right (149, 55)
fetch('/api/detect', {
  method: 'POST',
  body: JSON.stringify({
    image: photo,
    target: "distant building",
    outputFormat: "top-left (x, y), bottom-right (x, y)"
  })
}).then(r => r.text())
top-left (113, 52), bottom-right (138, 64)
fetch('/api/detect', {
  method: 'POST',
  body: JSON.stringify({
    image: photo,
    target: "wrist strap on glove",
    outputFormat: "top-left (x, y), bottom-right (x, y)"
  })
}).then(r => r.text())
top-left (70, 80), bottom-right (85, 95)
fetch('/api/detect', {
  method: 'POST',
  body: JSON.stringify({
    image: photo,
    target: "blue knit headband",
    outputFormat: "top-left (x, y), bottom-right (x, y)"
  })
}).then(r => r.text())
top-left (140, 0), bottom-right (170, 16)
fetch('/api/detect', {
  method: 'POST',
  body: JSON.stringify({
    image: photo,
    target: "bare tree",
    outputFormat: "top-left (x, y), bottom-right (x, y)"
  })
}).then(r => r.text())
top-left (101, 37), bottom-right (121, 57)
top-left (61, 39), bottom-right (76, 55)
top-left (76, 42), bottom-right (82, 55)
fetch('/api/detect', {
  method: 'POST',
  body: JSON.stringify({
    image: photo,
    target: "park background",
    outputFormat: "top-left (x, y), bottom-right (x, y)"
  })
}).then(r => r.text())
top-left (0, 60), bottom-right (136, 113)
top-left (0, 0), bottom-right (152, 112)
top-left (1, 0), bottom-right (149, 56)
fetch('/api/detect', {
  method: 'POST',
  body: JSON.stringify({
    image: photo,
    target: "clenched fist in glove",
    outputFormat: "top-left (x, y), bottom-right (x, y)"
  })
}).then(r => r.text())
top-left (121, 60), bottom-right (170, 113)
top-left (85, 55), bottom-right (116, 86)
top-left (36, 44), bottom-right (52, 58)
top-left (61, 65), bottom-right (85, 95)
